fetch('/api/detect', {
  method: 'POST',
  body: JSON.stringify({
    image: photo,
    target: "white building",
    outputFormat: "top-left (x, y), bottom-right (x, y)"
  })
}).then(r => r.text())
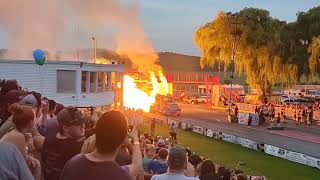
top-left (0, 60), bottom-right (124, 107)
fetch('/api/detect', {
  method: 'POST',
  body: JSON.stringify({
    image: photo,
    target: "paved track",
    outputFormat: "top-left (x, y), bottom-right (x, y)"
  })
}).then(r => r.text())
top-left (152, 103), bottom-right (320, 158)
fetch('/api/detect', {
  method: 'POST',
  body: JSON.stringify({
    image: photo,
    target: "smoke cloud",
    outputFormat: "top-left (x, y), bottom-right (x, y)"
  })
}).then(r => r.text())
top-left (0, 0), bottom-right (159, 71)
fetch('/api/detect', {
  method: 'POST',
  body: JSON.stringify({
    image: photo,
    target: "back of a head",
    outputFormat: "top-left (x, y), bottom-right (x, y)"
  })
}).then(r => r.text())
top-left (158, 148), bottom-right (168, 160)
top-left (54, 103), bottom-right (65, 115)
top-left (95, 110), bottom-right (128, 154)
top-left (48, 100), bottom-right (57, 112)
top-left (0, 80), bottom-right (19, 95)
top-left (4, 90), bottom-right (21, 105)
top-left (200, 173), bottom-right (221, 180)
top-left (200, 159), bottom-right (215, 177)
top-left (9, 103), bottom-right (35, 131)
top-left (189, 154), bottom-right (202, 168)
top-left (168, 145), bottom-right (187, 170)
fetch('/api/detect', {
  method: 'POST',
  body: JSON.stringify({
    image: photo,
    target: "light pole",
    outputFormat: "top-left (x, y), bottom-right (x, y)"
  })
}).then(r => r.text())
top-left (91, 37), bottom-right (97, 64)
top-left (226, 12), bottom-right (246, 116)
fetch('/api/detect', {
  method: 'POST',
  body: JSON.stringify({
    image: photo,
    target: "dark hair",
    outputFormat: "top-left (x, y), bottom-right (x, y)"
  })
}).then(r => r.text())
top-left (158, 148), bottom-right (169, 159)
top-left (54, 103), bottom-right (64, 115)
top-left (9, 103), bottom-right (34, 131)
top-left (200, 159), bottom-right (215, 177)
top-left (95, 110), bottom-right (128, 154)
top-left (0, 80), bottom-right (19, 95)
top-left (48, 100), bottom-right (57, 112)
top-left (189, 154), bottom-right (202, 168)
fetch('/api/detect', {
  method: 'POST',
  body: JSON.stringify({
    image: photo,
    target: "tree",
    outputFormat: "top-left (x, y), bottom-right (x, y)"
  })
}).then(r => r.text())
top-left (194, 8), bottom-right (298, 100)
top-left (279, 6), bottom-right (320, 77)
top-left (308, 36), bottom-right (320, 75)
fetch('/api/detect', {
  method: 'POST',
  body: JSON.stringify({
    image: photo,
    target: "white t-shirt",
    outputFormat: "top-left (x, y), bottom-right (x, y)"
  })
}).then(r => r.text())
top-left (151, 173), bottom-right (199, 180)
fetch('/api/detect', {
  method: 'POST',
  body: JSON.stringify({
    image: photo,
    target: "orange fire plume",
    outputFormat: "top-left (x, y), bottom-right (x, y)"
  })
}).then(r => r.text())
top-left (123, 71), bottom-right (170, 112)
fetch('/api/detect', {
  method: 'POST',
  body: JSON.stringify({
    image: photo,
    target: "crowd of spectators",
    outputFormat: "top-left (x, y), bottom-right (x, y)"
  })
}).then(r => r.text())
top-left (0, 79), bottom-right (266, 180)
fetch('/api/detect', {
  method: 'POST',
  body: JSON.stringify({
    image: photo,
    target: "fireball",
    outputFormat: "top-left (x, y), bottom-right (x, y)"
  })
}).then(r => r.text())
top-left (123, 71), bottom-right (170, 112)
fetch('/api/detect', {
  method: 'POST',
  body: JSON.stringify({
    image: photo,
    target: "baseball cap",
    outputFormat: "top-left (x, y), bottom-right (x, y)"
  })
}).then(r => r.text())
top-left (20, 94), bottom-right (38, 109)
top-left (168, 145), bottom-right (187, 169)
top-left (57, 107), bottom-right (85, 126)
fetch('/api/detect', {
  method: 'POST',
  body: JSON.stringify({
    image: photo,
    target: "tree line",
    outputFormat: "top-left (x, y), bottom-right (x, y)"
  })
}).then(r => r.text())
top-left (194, 6), bottom-right (320, 99)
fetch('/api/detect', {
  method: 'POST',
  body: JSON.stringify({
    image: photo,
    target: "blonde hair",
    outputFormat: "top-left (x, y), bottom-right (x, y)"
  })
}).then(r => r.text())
top-left (81, 135), bottom-right (96, 154)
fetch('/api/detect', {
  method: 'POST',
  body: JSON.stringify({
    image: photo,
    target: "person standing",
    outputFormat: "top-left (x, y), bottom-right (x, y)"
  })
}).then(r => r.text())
top-left (297, 107), bottom-right (302, 125)
top-left (308, 106), bottom-right (314, 125)
top-left (170, 123), bottom-right (177, 141)
top-left (0, 143), bottom-right (34, 180)
top-left (234, 105), bottom-right (239, 117)
top-left (281, 107), bottom-right (286, 123)
top-left (60, 110), bottom-right (137, 180)
top-left (42, 107), bottom-right (86, 180)
top-left (148, 148), bottom-right (169, 175)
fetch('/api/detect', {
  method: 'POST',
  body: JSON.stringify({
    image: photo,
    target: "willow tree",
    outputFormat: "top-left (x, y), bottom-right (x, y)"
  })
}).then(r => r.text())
top-left (194, 8), bottom-right (298, 100)
top-left (308, 36), bottom-right (320, 75)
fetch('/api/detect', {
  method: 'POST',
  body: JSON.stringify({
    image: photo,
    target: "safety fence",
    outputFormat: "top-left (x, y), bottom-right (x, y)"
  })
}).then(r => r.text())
top-left (145, 113), bottom-right (320, 170)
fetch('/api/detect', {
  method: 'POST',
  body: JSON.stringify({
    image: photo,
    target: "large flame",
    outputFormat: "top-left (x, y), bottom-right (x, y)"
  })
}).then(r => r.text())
top-left (123, 71), bottom-right (170, 112)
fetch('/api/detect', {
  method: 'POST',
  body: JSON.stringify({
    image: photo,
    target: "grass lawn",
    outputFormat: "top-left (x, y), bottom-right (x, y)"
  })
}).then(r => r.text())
top-left (138, 122), bottom-right (320, 180)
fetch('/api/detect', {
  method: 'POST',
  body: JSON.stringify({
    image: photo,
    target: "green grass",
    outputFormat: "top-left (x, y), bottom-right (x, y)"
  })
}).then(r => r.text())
top-left (138, 122), bottom-right (320, 180)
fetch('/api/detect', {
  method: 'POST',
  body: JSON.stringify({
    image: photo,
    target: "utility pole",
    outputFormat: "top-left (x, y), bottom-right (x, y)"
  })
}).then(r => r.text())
top-left (226, 12), bottom-right (246, 117)
top-left (92, 37), bottom-right (97, 64)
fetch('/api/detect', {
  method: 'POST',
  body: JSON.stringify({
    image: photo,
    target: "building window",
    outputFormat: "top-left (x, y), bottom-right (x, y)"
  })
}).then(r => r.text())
top-left (81, 71), bottom-right (87, 93)
top-left (104, 72), bottom-right (110, 91)
top-left (198, 74), bottom-right (204, 81)
top-left (57, 70), bottom-right (76, 93)
top-left (97, 72), bottom-right (104, 92)
top-left (111, 72), bottom-right (116, 89)
top-left (173, 74), bottom-right (178, 81)
top-left (90, 72), bottom-right (97, 93)
top-left (179, 74), bottom-right (186, 81)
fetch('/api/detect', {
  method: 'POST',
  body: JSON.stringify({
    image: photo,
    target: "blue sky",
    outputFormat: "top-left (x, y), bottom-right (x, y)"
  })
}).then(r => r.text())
top-left (0, 0), bottom-right (319, 56)
top-left (140, 0), bottom-right (319, 55)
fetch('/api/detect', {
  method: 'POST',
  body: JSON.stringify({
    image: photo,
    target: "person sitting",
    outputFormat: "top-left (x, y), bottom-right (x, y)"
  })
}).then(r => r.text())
top-left (0, 103), bottom-right (41, 180)
top-left (42, 107), bottom-right (86, 180)
top-left (148, 148), bottom-right (169, 174)
top-left (60, 110), bottom-right (142, 180)
top-left (151, 145), bottom-right (199, 180)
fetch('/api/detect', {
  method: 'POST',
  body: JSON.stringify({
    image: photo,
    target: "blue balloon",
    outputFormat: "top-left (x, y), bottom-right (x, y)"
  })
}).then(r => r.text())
top-left (33, 49), bottom-right (46, 65)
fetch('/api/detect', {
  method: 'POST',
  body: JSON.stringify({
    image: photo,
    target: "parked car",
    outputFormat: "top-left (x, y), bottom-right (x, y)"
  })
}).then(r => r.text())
top-left (162, 103), bottom-right (181, 116)
top-left (281, 97), bottom-right (311, 104)
top-left (196, 96), bottom-right (209, 103)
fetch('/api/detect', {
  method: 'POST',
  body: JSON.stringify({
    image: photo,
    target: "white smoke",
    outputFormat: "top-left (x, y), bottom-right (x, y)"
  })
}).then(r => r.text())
top-left (0, 0), bottom-right (159, 70)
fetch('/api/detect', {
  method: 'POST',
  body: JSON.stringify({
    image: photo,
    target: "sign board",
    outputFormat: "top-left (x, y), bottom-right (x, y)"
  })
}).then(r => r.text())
top-left (251, 113), bottom-right (260, 126)
top-left (286, 150), bottom-right (307, 165)
top-left (238, 113), bottom-right (249, 125)
top-left (181, 123), bottom-right (187, 130)
top-left (237, 137), bottom-right (258, 150)
top-left (306, 155), bottom-right (320, 169)
top-left (206, 129), bottom-right (214, 137)
top-left (238, 113), bottom-right (259, 126)
top-left (193, 126), bottom-right (203, 134)
top-left (221, 133), bottom-right (237, 143)
top-left (264, 144), bottom-right (286, 159)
